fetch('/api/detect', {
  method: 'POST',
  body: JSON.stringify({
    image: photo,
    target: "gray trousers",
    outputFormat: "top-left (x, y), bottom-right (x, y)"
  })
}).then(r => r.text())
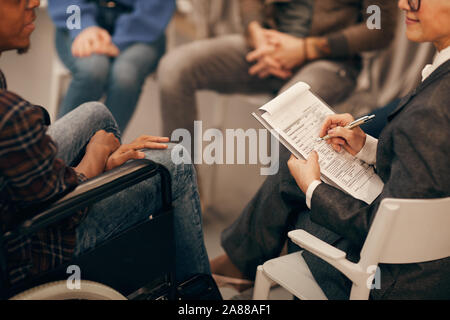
top-left (157, 34), bottom-right (361, 297)
top-left (158, 34), bottom-right (360, 141)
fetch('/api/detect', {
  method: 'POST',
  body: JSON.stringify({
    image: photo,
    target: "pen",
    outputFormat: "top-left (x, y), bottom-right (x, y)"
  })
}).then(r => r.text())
top-left (316, 115), bottom-right (376, 142)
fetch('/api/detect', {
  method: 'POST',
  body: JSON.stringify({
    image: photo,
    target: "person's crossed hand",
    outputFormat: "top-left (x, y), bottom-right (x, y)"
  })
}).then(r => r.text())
top-left (245, 22), bottom-right (292, 79)
top-left (246, 23), bottom-right (308, 80)
top-left (72, 26), bottom-right (120, 58)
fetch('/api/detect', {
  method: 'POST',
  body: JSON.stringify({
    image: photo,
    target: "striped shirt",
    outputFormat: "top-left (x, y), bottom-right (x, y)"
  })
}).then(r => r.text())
top-left (0, 70), bottom-right (87, 285)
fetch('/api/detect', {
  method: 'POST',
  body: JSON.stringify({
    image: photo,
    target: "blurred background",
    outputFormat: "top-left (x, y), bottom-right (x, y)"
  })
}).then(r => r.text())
top-left (0, 0), bottom-right (437, 298)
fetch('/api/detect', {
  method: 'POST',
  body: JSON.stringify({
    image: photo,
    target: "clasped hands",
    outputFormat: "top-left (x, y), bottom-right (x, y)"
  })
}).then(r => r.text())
top-left (75, 130), bottom-right (170, 179)
top-left (288, 114), bottom-right (367, 194)
top-left (72, 26), bottom-right (120, 58)
top-left (246, 23), bottom-right (308, 80)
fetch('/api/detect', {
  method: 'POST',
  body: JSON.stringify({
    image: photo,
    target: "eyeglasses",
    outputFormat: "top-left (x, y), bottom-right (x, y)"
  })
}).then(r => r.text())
top-left (408, 0), bottom-right (421, 12)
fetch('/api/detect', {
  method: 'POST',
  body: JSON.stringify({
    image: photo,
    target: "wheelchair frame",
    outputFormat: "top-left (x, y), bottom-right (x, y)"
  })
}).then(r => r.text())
top-left (0, 159), bottom-right (176, 300)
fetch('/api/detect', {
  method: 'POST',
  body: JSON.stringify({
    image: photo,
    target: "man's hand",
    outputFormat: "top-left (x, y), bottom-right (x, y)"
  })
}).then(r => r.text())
top-left (263, 30), bottom-right (307, 70)
top-left (105, 135), bottom-right (170, 171)
top-left (86, 129), bottom-right (121, 155)
top-left (72, 26), bottom-right (119, 58)
top-left (247, 54), bottom-right (292, 79)
top-left (319, 114), bottom-right (367, 156)
top-left (130, 135), bottom-right (170, 148)
top-left (246, 21), bottom-right (270, 50)
top-left (287, 152), bottom-right (321, 194)
top-left (246, 25), bottom-right (308, 79)
top-left (75, 130), bottom-right (120, 179)
top-left (246, 22), bottom-right (292, 79)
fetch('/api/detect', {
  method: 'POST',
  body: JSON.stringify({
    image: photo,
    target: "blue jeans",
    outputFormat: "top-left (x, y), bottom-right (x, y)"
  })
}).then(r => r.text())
top-left (47, 102), bottom-right (211, 284)
top-left (55, 29), bottom-right (165, 133)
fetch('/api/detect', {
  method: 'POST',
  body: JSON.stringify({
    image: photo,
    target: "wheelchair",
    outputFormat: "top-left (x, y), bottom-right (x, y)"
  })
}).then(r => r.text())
top-left (0, 159), bottom-right (178, 300)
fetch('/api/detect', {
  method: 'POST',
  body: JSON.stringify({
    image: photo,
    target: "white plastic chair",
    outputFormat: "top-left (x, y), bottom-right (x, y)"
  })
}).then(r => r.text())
top-left (253, 197), bottom-right (450, 300)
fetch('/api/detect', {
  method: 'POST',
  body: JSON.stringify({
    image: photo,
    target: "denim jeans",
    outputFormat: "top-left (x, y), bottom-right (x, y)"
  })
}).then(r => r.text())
top-left (47, 102), bottom-right (211, 284)
top-left (55, 29), bottom-right (165, 133)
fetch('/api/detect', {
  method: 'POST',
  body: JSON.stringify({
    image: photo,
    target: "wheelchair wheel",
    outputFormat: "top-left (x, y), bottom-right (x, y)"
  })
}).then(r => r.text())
top-left (10, 280), bottom-right (127, 300)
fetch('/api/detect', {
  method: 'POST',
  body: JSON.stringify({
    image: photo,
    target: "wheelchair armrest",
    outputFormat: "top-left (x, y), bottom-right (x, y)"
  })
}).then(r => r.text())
top-left (3, 159), bottom-right (172, 242)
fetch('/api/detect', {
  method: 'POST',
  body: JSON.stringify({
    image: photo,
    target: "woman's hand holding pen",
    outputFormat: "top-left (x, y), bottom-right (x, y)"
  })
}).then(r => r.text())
top-left (319, 114), bottom-right (367, 156)
top-left (288, 113), bottom-right (370, 194)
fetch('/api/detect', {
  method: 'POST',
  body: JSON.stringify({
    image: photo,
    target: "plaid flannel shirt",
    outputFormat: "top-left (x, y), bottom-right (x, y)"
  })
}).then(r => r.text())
top-left (0, 70), bottom-right (87, 286)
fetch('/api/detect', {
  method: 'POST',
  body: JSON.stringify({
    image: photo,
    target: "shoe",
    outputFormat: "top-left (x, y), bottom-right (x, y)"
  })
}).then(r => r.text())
top-left (212, 274), bottom-right (254, 293)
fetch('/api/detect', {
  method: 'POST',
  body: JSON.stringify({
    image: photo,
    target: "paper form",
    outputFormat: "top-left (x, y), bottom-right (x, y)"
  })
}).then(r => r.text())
top-left (259, 82), bottom-right (384, 204)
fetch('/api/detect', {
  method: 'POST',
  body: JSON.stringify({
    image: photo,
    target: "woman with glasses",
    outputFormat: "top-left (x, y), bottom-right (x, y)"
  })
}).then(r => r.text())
top-left (47, 0), bottom-right (175, 133)
top-left (214, 0), bottom-right (450, 299)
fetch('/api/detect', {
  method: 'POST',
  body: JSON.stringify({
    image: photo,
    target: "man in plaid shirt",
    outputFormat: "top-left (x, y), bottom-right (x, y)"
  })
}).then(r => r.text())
top-left (0, 0), bottom-right (212, 289)
top-left (0, 78), bottom-right (89, 284)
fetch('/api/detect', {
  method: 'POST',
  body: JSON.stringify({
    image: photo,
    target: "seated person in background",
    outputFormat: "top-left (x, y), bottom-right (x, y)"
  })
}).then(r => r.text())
top-left (48, 0), bottom-right (175, 133)
top-left (213, 0), bottom-right (450, 299)
top-left (0, 0), bottom-right (210, 287)
top-left (157, 0), bottom-right (398, 151)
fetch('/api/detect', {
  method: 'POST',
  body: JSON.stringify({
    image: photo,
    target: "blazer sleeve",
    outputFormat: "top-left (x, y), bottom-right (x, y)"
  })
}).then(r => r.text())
top-left (309, 92), bottom-right (450, 247)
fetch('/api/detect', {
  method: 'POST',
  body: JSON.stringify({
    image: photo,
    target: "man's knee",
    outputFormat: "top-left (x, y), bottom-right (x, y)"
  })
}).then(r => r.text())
top-left (76, 102), bottom-right (120, 136)
top-left (282, 60), bottom-right (358, 105)
top-left (73, 54), bottom-right (110, 85)
top-left (157, 39), bottom-right (225, 93)
top-left (110, 61), bottom-right (142, 91)
top-left (157, 48), bottom-right (196, 93)
top-left (145, 143), bottom-right (196, 196)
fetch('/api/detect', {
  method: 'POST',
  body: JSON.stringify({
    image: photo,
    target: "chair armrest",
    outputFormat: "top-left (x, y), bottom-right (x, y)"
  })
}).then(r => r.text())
top-left (288, 230), bottom-right (347, 260)
top-left (288, 230), bottom-right (367, 285)
top-left (3, 159), bottom-right (171, 241)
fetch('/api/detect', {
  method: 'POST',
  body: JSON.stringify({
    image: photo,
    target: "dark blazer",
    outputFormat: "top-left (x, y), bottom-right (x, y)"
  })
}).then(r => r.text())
top-left (305, 60), bottom-right (450, 299)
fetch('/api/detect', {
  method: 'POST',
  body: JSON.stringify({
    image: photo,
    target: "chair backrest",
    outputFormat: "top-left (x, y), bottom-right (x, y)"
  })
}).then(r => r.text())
top-left (359, 197), bottom-right (450, 268)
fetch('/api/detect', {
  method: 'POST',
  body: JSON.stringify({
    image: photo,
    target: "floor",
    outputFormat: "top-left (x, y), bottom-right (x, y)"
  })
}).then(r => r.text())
top-left (202, 209), bottom-right (293, 300)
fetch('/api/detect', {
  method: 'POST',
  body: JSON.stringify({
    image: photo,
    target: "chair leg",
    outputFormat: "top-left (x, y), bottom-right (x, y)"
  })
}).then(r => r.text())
top-left (349, 284), bottom-right (371, 300)
top-left (252, 265), bottom-right (273, 300)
